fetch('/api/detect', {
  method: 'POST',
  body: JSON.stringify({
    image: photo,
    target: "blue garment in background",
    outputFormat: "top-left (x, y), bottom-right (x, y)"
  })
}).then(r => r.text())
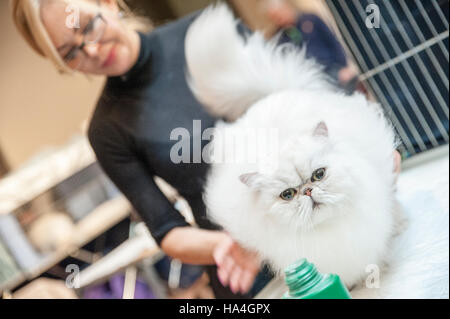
top-left (279, 14), bottom-right (348, 75)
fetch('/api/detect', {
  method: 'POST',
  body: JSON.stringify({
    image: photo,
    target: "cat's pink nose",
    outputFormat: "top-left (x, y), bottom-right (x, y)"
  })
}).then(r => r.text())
top-left (304, 188), bottom-right (313, 197)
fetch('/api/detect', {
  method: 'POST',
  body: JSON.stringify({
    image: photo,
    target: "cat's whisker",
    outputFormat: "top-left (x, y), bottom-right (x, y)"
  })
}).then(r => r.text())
top-left (314, 191), bottom-right (344, 205)
top-left (294, 209), bottom-right (302, 259)
top-left (296, 199), bottom-right (313, 259)
top-left (309, 214), bottom-right (319, 261)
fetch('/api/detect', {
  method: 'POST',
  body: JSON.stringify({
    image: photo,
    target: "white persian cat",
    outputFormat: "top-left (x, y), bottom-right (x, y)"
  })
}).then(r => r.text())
top-left (185, 4), bottom-right (399, 288)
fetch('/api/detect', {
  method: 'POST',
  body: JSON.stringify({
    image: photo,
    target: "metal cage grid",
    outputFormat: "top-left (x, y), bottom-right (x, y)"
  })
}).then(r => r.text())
top-left (326, 0), bottom-right (449, 158)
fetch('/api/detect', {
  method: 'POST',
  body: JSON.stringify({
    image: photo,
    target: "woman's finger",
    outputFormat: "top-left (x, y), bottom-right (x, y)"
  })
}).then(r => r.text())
top-left (229, 266), bottom-right (243, 294)
top-left (219, 256), bottom-right (236, 286)
top-left (222, 255), bottom-right (235, 274)
top-left (239, 269), bottom-right (256, 294)
top-left (217, 266), bottom-right (229, 287)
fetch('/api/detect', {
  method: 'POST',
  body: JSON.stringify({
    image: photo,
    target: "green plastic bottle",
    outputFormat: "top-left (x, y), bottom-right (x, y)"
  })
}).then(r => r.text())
top-left (283, 258), bottom-right (352, 299)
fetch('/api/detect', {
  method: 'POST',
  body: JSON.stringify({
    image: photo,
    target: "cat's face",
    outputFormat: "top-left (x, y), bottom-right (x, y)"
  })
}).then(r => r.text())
top-left (240, 122), bottom-right (358, 229)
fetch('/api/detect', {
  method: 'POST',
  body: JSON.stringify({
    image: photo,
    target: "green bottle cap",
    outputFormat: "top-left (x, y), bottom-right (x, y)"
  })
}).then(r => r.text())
top-left (284, 258), bottom-right (352, 299)
top-left (284, 258), bottom-right (323, 297)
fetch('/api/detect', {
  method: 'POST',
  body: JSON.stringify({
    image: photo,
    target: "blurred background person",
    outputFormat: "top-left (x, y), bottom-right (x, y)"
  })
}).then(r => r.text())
top-left (229, 0), bottom-right (359, 93)
top-left (264, 0), bottom-right (358, 92)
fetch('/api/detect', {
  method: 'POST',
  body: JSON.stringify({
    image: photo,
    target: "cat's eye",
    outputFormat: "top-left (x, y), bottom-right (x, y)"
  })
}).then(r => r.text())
top-left (311, 168), bottom-right (326, 182)
top-left (280, 188), bottom-right (298, 201)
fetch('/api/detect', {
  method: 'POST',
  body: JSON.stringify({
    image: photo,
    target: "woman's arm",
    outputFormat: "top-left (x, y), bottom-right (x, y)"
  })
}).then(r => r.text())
top-left (161, 227), bottom-right (227, 265)
top-left (88, 119), bottom-right (191, 246)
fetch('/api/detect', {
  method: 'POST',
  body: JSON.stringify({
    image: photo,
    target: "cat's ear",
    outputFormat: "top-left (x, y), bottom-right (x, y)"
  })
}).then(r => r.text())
top-left (239, 172), bottom-right (265, 190)
top-left (313, 121), bottom-right (329, 138)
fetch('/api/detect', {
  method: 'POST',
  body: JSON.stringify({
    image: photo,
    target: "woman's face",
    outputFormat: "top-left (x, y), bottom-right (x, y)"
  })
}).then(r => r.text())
top-left (40, 0), bottom-right (140, 76)
top-left (265, 0), bottom-right (298, 28)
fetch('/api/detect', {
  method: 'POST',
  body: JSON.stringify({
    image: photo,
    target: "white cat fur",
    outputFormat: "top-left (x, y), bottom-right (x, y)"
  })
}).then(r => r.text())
top-left (186, 3), bottom-right (398, 288)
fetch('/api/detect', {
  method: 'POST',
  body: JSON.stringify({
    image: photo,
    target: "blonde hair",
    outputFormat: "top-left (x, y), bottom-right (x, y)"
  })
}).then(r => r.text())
top-left (10, 0), bottom-right (152, 74)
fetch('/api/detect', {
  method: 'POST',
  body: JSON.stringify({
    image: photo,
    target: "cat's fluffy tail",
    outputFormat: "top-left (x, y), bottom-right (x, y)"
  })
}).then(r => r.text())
top-left (185, 3), bottom-right (332, 121)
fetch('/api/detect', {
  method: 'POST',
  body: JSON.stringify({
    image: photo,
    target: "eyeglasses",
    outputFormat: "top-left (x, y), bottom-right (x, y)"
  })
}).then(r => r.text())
top-left (62, 13), bottom-right (108, 70)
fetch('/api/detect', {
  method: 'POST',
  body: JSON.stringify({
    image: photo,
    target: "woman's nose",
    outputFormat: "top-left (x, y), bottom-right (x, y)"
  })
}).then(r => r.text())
top-left (83, 43), bottom-right (99, 58)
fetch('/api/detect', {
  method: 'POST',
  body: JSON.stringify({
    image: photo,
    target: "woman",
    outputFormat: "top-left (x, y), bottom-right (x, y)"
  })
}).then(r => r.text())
top-left (11, 0), bottom-right (266, 298)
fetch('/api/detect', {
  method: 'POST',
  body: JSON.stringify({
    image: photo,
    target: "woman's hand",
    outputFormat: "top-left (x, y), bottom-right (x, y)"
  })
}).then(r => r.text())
top-left (338, 65), bottom-right (358, 85)
top-left (213, 233), bottom-right (261, 295)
